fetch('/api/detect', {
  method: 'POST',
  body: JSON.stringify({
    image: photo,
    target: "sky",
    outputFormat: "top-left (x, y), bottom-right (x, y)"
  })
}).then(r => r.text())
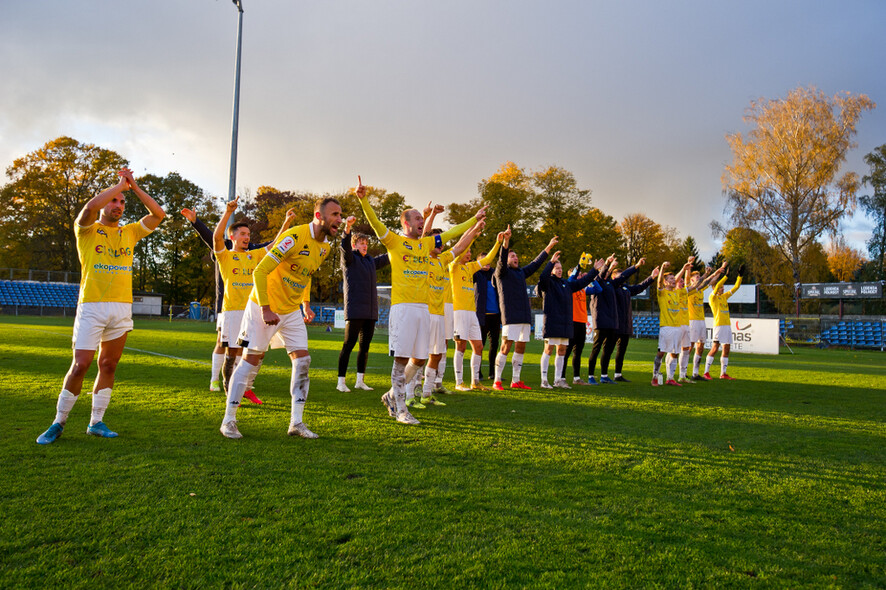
top-left (2, 0), bottom-right (885, 262)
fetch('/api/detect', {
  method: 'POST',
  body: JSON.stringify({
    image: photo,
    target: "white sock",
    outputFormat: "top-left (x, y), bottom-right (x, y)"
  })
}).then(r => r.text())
top-left (555, 355), bottom-right (565, 382)
top-left (337, 376), bottom-right (347, 387)
top-left (436, 356), bottom-right (446, 386)
top-left (721, 357), bottom-right (729, 376)
top-left (224, 359), bottom-right (258, 424)
top-left (693, 353), bottom-right (701, 377)
top-left (54, 389), bottom-right (78, 425)
top-left (90, 388), bottom-right (111, 426)
top-left (540, 351), bottom-right (550, 383)
top-left (289, 356), bottom-right (311, 425)
top-left (454, 350), bottom-right (465, 385)
top-left (246, 358), bottom-right (262, 389)
top-left (679, 350), bottom-right (690, 379)
top-left (470, 353), bottom-right (482, 384)
top-left (405, 365), bottom-right (422, 401)
top-left (705, 355), bottom-right (714, 374)
top-left (391, 363), bottom-right (407, 413)
top-left (653, 356), bottom-right (663, 377)
top-left (667, 355), bottom-right (677, 381)
top-left (494, 353), bottom-right (507, 383)
top-left (423, 366), bottom-right (437, 396)
top-left (614, 373), bottom-right (622, 378)
top-left (512, 353), bottom-right (524, 383)
top-left (211, 352), bottom-right (224, 382)
top-left (356, 372), bottom-right (366, 386)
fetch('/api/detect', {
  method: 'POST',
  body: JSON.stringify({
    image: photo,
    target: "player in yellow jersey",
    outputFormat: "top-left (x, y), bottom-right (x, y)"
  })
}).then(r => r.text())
top-left (37, 168), bottom-right (165, 445)
top-left (356, 176), bottom-right (485, 425)
top-left (213, 197), bottom-right (296, 401)
top-left (703, 265), bottom-right (744, 380)
top-left (673, 257), bottom-right (716, 384)
top-left (449, 228), bottom-right (504, 392)
top-left (220, 197), bottom-right (342, 440)
top-left (687, 261), bottom-right (727, 380)
top-left (406, 221), bottom-right (488, 408)
top-left (651, 261), bottom-right (690, 387)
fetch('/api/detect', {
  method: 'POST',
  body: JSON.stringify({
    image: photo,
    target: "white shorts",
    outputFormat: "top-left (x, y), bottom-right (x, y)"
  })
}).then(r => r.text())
top-left (428, 314), bottom-right (447, 355)
top-left (453, 309), bottom-right (482, 341)
top-left (502, 323), bottom-right (531, 343)
top-left (658, 326), bottom-right (682, 354)
top-left (712, 324), bottom-right (732, 344)
top-left (219, 309), bottom-right (245, 349)
top-left (443, 302), bottom-right (454, 340)
top-left (237, 299), bottom-right (308, 355)
top-left (216, 312), bottom-right (223, 330)
top-left (545, 337), bottom-right (569, 347)
top-left (679, 325), bottom-right (690, 349)
top-left (389, 303), bottom-right (430, 359)
top-left (72, 302), bottom-right (133, 350)
top-left (689, 319), bottom-right (706, 343)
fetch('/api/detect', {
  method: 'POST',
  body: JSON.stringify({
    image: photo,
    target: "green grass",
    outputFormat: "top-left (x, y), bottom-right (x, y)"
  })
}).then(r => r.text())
top-left (1, 315), bottom-right (885, 588)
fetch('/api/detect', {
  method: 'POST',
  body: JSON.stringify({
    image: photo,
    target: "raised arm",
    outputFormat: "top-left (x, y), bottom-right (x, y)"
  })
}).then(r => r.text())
top-left (213, 198), bottom-right (239, 252)
top-left (340, 216), bottom-right (356, 266)
top-left (450, 219), bottom-right (486, 259)
top-left (76, 172), bottom-right (129, 226)
top-left (440, 204), bottom-right (487, 243)
top-left (477, 231), bottom-right (505, 267)
top-left (268, 208), bottom-right (297, 251)
top-left (657, 261), bottom-right (671, 290)
top-left (119, 168), bottom-right (165, 230)
top-left (421, 203), bottom-right (445, 238)
top-left (522, 235), bottom-right (558, 278)
top-left (355, 177), bottom-right (390, 239)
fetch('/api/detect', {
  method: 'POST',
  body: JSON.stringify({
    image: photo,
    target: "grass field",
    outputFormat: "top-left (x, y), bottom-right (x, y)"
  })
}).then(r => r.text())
top-left (1, 315), bottom-right (885, 588)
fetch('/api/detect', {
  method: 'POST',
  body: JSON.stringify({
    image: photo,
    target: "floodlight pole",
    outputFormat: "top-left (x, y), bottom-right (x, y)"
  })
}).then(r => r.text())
top-left (227, 0), bottom-right (244, 216)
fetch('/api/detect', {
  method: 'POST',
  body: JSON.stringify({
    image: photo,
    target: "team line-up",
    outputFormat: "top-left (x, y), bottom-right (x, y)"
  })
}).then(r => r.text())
top-left (36, 172), bottom-right (745, 444)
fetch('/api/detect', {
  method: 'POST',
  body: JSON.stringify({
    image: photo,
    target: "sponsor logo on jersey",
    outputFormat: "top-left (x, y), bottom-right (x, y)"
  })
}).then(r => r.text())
top-left (96, 229), bottom-right (108, 237)
top-left (403, 242), bottom-right (413, 250)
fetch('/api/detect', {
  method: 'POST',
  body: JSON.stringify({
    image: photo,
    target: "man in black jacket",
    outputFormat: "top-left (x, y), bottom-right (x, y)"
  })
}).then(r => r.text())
top-left (587, 255), bottom-right (637, 385)
top-left (611, 259), bottom-right (656, 382)
top-left (473, 254), bottom-right (500, 380)
top-left (492, 228), bottom-right (558, 391)
top-left (337, 215), bottom-right (389, 392)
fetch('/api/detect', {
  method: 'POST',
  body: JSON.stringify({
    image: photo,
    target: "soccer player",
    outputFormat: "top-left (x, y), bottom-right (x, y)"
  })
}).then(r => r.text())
top-left (473, 252), bottom-right (501, 381)
top-left (356, 177), bottom-right (484, 425)
top-left (493, 230), bottom-right (559, 391)
top-left (586, 254), bottom-right (627, 385)
top-left (538, 253), bottom-right (601, 389)
top-left (181, 207), bottom-right (272, 400)
top-left (611, 259), bottom-right (657, 382)
top-left (37, 168), bottom-right (166, 444)
top-left (337, 215), bottom-right (389, 392)
top-left (688, 262), bottom-right (727, 380)
top-left (219, 197), bottom-right (342, 439)
top-left (651, 261), bottom-right (687, 387)
top-left (213, 198), bottom-right (295, 397)
top-left (410, 220), bottom-right (488, 406)
top-left (449, 227), bottom-right (504, 392)
top-left (673, 257), bottom-right (701, 384)
top-left (703, 265), bottom-right (744, 380)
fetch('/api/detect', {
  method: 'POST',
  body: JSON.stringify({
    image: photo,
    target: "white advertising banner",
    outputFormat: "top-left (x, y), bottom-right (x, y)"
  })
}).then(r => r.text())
top-left (704, 317), bottom-right (779, 355)
top-left (334, 309), bottom-right (346, 329)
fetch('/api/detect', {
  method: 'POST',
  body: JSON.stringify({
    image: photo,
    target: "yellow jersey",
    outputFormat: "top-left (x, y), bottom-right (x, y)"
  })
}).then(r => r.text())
top-left (675, 288), bottom-right (689, 326)
top-left (359, 197), bottom-right (477, 306)
top-left (76, 220), bottom-right (153, 304)
top-left (449, 241), bottom-right (501, 312)
top-left (427, 251), bottom-right (456, 316)
top-left (709, 275), bottom-right (742, 327)
top-left (216, 248), bottom-right (264, 312)
top-left (688, 289), bottom-right (705, 321)
top-left (252, 223), bottom-right (331, 315)
top-left (657, 288), bottom-right (682, 328)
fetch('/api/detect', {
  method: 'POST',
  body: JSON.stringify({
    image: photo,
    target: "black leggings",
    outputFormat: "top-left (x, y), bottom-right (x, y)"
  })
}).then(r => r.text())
top-left (338, 319), bottom-right (376, 377)
top-left (480, 312), bottom-right (501, 375)
top-left (562, 321), bottom-right (586, 379)
top-left (613, 332), bottom-right (631, 374)
top-left (588, 328), bottom-right (618, 376)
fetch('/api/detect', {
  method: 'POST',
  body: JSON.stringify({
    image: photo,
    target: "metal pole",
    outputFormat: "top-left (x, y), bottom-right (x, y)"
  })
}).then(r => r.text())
top-left (228, 0), bottom-right (244, 210)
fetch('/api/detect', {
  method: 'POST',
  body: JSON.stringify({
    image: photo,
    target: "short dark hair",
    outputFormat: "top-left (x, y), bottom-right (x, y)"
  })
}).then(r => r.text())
top-left (431, 228), bottom-right (443, 236)
top-left (315, 196), bottom-right (341, 214)
top-left (353, 232), bottom-right (370, 244)
top-left (229, 221), bottom-right (250, 234)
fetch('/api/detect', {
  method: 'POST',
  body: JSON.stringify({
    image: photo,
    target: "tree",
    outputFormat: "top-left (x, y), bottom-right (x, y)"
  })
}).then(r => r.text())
top-left (677, 236), bottom-right (703, 272)
top-left (0, 136), bottom-right (128, 272)
top-left (530, 165), bottom-right (592, 267)
top-left (720, 86), bottom-right (875, 287)
top-left (131, 172), bottom-right (218, 304)
top-left (861, 144), bottom-right (886, 279)
top-left (826, 237), bottom-right (867, 282)
top-left (617, 213), bottom-right (672, 271)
